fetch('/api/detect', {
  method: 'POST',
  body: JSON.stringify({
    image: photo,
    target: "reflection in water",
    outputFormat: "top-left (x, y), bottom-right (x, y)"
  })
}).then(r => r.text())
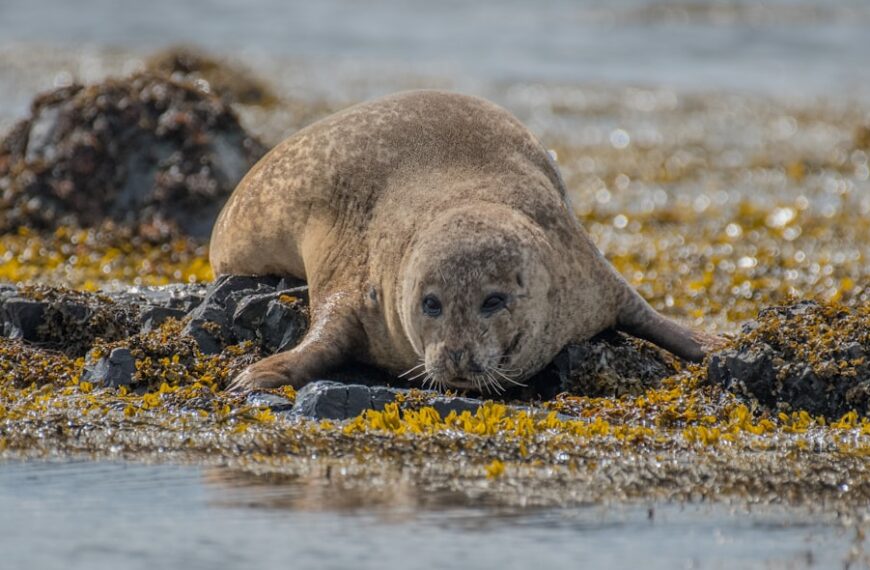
top-left (204, 467), bottom-right (469, 518)
top-left (0, 460), bottom-right (865, 569)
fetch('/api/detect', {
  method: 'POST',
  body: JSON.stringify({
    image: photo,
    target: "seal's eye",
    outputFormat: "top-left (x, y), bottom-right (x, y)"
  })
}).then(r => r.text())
top-left (422, 294), bottom-right (442, 317)
top-left (481, 293), bottom-right (507, 315)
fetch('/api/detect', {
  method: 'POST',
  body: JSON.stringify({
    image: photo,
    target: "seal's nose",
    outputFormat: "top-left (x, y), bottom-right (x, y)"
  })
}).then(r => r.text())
top-left (448, 350), bottom-right (463, 366)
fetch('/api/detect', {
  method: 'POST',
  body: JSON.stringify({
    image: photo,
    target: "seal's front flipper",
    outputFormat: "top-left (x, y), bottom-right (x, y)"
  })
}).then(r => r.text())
top-left (616, 289), bottom-right (725, 362)
top-left (227, 293), bottom-right (363, 392)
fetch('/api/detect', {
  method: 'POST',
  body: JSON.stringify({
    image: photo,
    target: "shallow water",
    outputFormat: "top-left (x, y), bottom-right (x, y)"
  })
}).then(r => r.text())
top-left (0, 460), bottom-right (861, 569)
top-left (2, 0), bottom-right (870, 97)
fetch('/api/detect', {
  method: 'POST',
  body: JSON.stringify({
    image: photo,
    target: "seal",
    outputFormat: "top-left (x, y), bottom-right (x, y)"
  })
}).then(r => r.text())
top-left (213, 90), bottom-right (719, 393)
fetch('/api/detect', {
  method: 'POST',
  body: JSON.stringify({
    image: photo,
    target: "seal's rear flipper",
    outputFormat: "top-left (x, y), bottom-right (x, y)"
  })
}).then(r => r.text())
top-left (616, 290), bottom-right (724, 363)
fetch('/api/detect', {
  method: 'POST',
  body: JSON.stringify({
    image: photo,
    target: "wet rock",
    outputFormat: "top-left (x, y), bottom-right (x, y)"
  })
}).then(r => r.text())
top-left (551, 331), bottom-right (679, 397)
top-left (183, 275), bottom-right (307, 354)
top-left (707, 301), bottom-right (870, 418)
top-left (290, 381), bottom-right (388, 420)
top-left (0, 72), bottom-right (265, 238)
top-left (211, 275), bottom-right (283, 306)
top-left (289, 380), bottom-right (486, 420)
top-left (83, 347), bottom-right (136, 387)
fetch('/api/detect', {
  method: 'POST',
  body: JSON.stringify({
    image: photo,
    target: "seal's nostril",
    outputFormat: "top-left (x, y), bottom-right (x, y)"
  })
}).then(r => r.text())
top-left (448, 350), bottom-right (463, 365)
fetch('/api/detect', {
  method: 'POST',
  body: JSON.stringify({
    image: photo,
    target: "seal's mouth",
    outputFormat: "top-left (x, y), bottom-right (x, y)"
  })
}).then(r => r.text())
top-left (417, 352), bottom-right (528, 394)
top-left (444, 377), bottom-right (480, 391)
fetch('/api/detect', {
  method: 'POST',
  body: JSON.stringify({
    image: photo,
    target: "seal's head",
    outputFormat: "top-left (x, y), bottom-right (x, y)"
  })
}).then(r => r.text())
top-left (400, 206), bottom-right (555, 394)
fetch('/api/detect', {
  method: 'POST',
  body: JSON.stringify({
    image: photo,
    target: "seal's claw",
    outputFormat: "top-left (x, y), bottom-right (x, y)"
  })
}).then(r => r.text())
top-left (225, 370), bottom-right (252, 393)
top-left (225, 366), bottom-right (287, 393)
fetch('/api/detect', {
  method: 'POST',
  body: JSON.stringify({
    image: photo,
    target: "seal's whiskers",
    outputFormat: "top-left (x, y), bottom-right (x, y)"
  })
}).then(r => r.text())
top-left (406, 368), bottom-right (430, 383)
top-left (398, 362), bottom-right (426, 378)
top-left (483, 370), bottom-right (505, 395)
top-left (491, 367), bottom-right (527, 387)
top-left (421, 373), bottom-right (434, 390)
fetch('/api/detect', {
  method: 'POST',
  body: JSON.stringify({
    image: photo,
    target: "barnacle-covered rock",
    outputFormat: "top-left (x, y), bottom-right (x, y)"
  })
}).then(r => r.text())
top-left (139, 306), bottom-right (188, 333)
top-left (0, 285), bottom-right (139, 356)
top-left (0, 337), bottom-right (82, 388)
top-left (0, 72), bottom-right (266, 238)
top-left (551, 331), bottom-right (680, 397)
top-left (707, 300), bottom-right (870, 418)
top-left (0, 283), bottom-right (206, 356)
top-left (87, 317), bottom-right (256, 393)
top-left (145, 46), bottom-right (280, 107)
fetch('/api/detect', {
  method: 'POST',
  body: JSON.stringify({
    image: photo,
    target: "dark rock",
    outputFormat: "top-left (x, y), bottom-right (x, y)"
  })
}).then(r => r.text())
top-left (707, 346), bottom-right (779, 409)
top-left (83, 347), bottom-right (136, 387)
top-left (259, 298), bottom-right (307, 352)
top-left (369, 385), bottom-right (400, 411)
top-left (289, 381), bottom-right (408, 420)
top-left (0, 284), bottom-right (18, 300)
top-left (0, 72), bottom-right (265, 238)
top-left (231, 292), bottom-right (280, 340)
top-left (290, 381), bottom-right (385, 420)
top-left (211, 275), bottom-right (281, 305)
top-left (182, 275), bottom-right (308, 354)
top-left (288, 380), bottom-right (488, 420)
top-left (183, 318), bottom-right (225, 355)
top-left (841, 342), bottom-right (865, 361)
top-left (1, 298), bottom-right (46, 340)
top-left (344, 384), bottom-right (376, 417)
top-left (139, 305), bottom-right (188, 333)
top-left (182, 276), bottom-right (251, 353)
top-left (707, 301), bottom-right (870, 418)
top-left (231, 286), bottom-right (308, 342)
top-left (429, 396), bottom-right (483, 417)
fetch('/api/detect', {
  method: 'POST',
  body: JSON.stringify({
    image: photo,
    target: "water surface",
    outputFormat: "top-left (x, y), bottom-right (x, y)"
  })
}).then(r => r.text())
top-left (2, 0), bottom-right (870, 96)
top-left (0, 460), bottom-right (860, 569)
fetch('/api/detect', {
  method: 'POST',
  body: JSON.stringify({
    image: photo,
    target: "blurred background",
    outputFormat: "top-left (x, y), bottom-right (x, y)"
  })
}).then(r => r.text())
top-left (3, 0), bottom-right (870, 114)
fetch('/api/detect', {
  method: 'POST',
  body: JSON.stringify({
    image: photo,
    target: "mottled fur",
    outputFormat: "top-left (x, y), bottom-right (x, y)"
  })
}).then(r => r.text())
top-left (212, 90), bottom-right (716, 392)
